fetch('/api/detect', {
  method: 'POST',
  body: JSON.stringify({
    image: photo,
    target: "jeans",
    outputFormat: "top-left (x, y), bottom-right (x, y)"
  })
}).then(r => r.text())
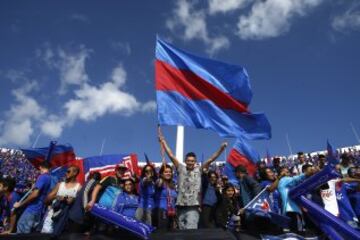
top-left (135, 207), bottom-right (152, 225)
top-left (177, 206), bottom-right (199, 230)
top-left (17, 210), bottom-right (41, 233)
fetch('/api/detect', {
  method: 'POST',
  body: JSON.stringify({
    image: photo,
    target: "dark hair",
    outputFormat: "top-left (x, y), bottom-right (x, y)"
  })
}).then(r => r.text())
top-left (159, 164), bottom-right (175, 189)
top-left (185, 152), bottom-right (196, 160)
top-left (235, 165), bottom-right (247, 174)
top-left (68, 165), bottom-right (80, 176)
top-left (258, 167), bottom-right (271, 181)
top-left (90, 172), bottom-right (102, 181)
top-left (297, 152), bottom-right (304, 156)
top-left (207, 170), bottom-right (218, 179)
top-left (0, 177), bottom-right (16, 192)
top-left (141, 164), bottom-right (157, 180)
top-left (318, 154), bottom-right (325, 159)
top-left (302, 163), bottom-right (312, 173)
top-left (39, 161), bottom-right (51, 169)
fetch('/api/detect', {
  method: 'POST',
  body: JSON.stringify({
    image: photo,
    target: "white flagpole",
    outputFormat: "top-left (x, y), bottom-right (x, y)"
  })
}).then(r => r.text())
top-left (32, 132), bottom-right (42, 148)
top-left (286, 133), bottom-right (293, 157)
top-left (350, 122), bottom-right (360, 144)
top-left (176, 125), bottom-right (184, 163)
top-left (100, 138), bottom-right (106, 156)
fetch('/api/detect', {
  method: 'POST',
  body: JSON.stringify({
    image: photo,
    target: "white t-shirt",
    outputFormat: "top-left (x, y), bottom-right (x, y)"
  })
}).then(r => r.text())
top-left (320, 179), bottom-right (339, 216)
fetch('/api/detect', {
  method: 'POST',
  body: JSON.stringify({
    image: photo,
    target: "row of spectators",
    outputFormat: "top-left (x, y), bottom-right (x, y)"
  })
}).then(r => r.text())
top-left (0, 142), bottom-right (359, 237)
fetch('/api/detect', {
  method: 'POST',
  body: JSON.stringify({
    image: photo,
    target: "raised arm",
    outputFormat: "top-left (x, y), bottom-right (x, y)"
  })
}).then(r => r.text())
top-left (158, 130), bottom-right (180, 169)
top-left (202, 142), bottom-right (228, 170)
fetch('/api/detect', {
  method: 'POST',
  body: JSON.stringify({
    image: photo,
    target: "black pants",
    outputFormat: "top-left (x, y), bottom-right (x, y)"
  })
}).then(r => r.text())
top-left (286, 212), bottom-right (303, 233)
top-left (156, 208), bottom-right (175, 231)
top-left (200, 205), bottom-right (215, 228)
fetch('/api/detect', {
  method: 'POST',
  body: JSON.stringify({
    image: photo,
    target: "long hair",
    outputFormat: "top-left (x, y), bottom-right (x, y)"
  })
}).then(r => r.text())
top-left (140, 164), bottom-right (157, 181)
top-left (159, 164), bottom-right (175, 189)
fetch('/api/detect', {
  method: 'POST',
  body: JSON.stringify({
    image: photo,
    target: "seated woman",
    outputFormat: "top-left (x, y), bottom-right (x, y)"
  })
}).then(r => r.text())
top-left (113, 178), bottom-right (138, 219)
top-left (136, 164), bottom-right (156, 225)
top-left (155, 164), bottom-right (177, 231)
top-left (41, 165), bottom-right (81, 235)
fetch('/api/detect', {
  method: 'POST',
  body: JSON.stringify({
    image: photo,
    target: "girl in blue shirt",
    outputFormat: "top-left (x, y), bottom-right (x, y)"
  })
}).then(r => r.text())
top-left (155, 164), bottom-right (177, 230)
top-left (135, 164), bottom-right (156, 225)
top-left (113, 178), bottom-right (138, 219)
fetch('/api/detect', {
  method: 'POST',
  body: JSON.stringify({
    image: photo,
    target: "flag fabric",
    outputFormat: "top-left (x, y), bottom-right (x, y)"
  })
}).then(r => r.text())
top-left (327, 140), bottom-right (339, 165)
top-left (79, 154), bottom-right (140, 182)
top-left (261, 233), bottom-right (319, 240)
top-left (21, 144), bottom-right (76, 169)
top-left (246, 187), bottom-right (290, 228)
top-left (155, 38), bottom-right (271, 140)
top-left (224, 138), bottom-right (260, 180)
top-left (335, 182), bottom-right (359, 225)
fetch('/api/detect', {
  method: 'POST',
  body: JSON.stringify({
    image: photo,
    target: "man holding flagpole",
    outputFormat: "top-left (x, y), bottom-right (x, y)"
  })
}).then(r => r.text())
top-left (159, 131), bottom-right (227, 230)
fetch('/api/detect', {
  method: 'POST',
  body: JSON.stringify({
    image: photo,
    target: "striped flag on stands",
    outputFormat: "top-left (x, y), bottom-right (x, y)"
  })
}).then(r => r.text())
top-left (224, 138), bottom-right (260, 182)
top-left (79, 154), bottom-right (140, 183)
top-left (155, 37), bottom-right (271, 140)
top-left (21, 143), bottom-right (76, 169)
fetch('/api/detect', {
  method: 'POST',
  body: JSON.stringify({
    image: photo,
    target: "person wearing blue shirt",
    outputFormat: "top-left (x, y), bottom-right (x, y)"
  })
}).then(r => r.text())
top-left (0, 177), bottom-right (20, 233)
top-left (258, 167), bottom-right (282, 214)
top-left (113, 178), bottom-right (138, 219)
top-left (135, 164), bottom-right (156, 225)
top-left (200, 170), bottom-right (219, 228)
top-left (277, 164), bottom-right (314, 233)
top-left (155, 164), bottom-right (177, 231)
top-left (14, 161), bottom-right (52, 233)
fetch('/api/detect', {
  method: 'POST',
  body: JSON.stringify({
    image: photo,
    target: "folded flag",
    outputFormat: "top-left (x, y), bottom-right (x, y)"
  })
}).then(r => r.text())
top-left (246, 186), bottom-right (290, 228)
top-left (155, 38), bottom-right (271, 140)
top-left (21, 143), bottom-right (76, 169)
top-left (224, 138), bottom-right (260, 180)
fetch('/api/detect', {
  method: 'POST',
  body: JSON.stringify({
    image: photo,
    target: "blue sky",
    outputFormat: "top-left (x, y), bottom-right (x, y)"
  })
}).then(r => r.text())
top-left (0, 0), bottom-right (360, 161)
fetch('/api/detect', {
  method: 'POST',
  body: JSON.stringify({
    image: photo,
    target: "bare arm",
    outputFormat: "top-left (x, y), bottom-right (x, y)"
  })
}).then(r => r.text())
top-left (14, 189), bottom-right (40, 209)
top-left (202, 142), bottom-right (228, 170)
top-left (45, 183), bottom-right (60, 205)
top-left (159, 136), bottom-right (180, 169)
top-left (85, 183), bottom-right (102, 211)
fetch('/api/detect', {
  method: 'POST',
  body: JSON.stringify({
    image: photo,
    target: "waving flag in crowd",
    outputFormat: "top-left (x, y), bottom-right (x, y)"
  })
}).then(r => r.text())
top-left (245, 186), bottom-right (290, 228)
top-left (155, 38), bottom-right (271, 140)
top-left (224, 138), bottom-right (260, 180)
top-left (21, 143), bottom-right (76, 169)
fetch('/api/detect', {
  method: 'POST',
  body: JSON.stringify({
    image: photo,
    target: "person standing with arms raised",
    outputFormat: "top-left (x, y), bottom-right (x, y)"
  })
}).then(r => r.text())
top-left (159, 129), bottom-right (227, 230)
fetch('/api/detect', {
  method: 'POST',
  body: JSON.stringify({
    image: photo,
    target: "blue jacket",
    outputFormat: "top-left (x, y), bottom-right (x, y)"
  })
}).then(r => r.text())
top-left (278, 174), bottom-right (305, 214)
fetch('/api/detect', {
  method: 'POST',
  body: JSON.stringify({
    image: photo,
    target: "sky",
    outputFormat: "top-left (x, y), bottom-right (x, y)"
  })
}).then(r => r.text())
top-left (0, 0), bottom-right (360, 162)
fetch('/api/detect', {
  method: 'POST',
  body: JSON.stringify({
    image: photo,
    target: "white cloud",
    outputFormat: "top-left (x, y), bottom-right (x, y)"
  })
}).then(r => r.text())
top-left (209, 0), bottom-right (250, 15)
top-left (332, 5), bottom-right (360, 32)
top-left (166, 0), bottom-right (230, 55)
top-left (237, 0), bottom-right (323, 40)
top-left (45, 64), bottom-right (155, 137)
top-left (58, 47), bottom-right (90, 94)
top-left (1, 47), bottom-right (155, 145)
top-left (0, 82), bottom-right (46, 146)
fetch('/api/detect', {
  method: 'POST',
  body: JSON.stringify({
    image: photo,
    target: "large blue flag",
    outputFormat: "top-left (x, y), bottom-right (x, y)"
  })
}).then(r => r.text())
top-left (155, 38), bottom-right (271, 140)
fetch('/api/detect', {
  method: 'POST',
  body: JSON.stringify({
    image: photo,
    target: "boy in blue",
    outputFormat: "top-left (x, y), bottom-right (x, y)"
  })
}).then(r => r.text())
top-left (0, 177), bottom-right (20, 233)
top-left (14, 161), bottom-right (52, 233)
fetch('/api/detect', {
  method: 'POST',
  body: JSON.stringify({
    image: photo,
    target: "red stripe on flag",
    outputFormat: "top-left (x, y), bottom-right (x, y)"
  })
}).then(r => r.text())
top-left (228, 148), bottom-right (257, 176)
top-left (156, 60), bottom-right (249, 113)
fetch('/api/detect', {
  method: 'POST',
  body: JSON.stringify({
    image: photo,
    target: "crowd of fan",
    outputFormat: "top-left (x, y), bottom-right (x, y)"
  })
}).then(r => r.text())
top-left (0, 140), bottom-right (359, 238)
